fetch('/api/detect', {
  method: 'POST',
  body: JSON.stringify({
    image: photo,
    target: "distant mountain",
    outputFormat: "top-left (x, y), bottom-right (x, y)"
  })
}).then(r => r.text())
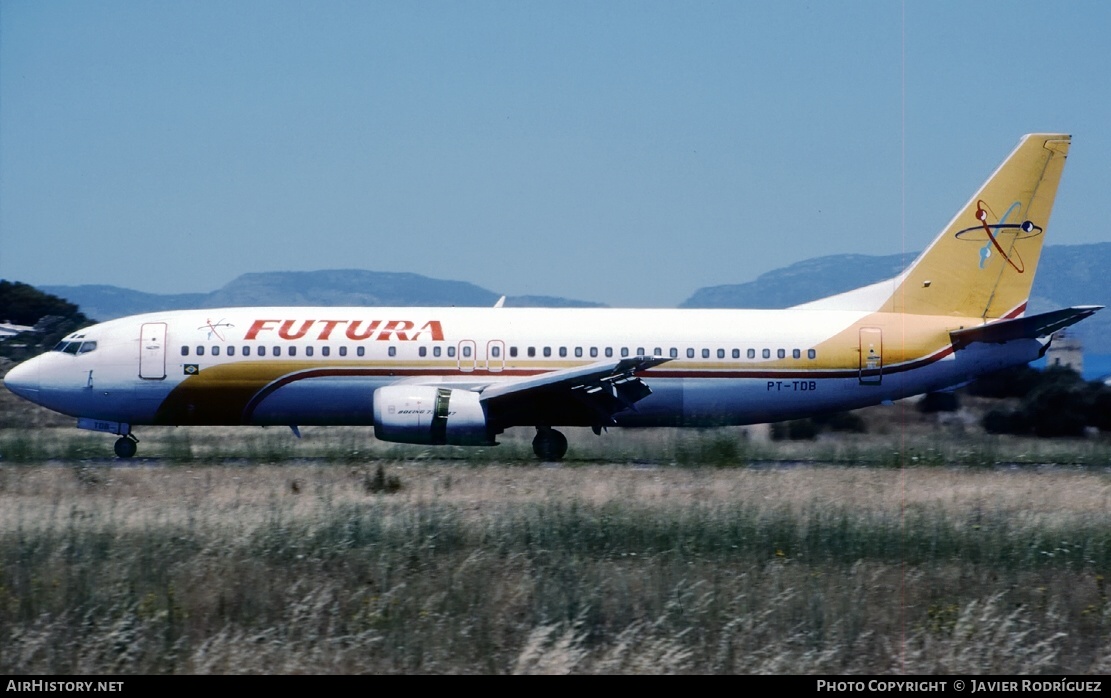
top-left (501, 295), bottom-right (605, 308)
top-left (680, 253), bottom-right (912, 309)
top-left (1026, 244), bottom-right (1111, 355)
top-left (42, 269), bottom-right (605, 321)
top-left (35, 243), bottom-right (1111, 354)
top-left (35, 285), bottom-right (208, 321)
top-left (680, 243), bottom-right (1111, 354)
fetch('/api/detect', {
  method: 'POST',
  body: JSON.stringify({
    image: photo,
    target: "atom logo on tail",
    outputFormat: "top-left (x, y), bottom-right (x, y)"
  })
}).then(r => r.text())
top-left (954, 199), bottom-right (1042, 273)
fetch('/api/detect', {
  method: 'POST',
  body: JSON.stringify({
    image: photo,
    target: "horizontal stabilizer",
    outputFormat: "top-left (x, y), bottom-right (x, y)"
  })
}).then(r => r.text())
top-left (949, 306), bottom-right (1103, 351)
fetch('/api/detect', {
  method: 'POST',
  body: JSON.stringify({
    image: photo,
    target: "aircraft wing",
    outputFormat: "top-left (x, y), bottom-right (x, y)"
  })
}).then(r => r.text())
top-left (479, 355), bottom-right (671, 426)
top-left (950, 306), bottom-right (1103, 351)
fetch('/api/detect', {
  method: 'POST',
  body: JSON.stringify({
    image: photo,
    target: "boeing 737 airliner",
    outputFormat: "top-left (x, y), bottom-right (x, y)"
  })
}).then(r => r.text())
top-left (3, 134), bottom-right (1100, 459)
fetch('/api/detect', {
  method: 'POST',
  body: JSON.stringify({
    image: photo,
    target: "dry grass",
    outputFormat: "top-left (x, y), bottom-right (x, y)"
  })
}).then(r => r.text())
top-left (3, 463), bottom-right (1109, 528)
top-left (3, 375), bottom-right (1111, 673)
top-left (1, 462), bottom-right (1110, 674)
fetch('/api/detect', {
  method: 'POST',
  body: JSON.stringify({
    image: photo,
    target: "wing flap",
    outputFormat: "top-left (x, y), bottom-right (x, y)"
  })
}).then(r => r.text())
top-left (479, 356), bottom-right (670, 425)
top-left (480, 355), bottom-right (669, 401)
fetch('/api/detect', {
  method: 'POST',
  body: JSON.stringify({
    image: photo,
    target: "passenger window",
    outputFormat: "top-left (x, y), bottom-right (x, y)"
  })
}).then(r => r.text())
top-left (181, 346), bottom-right (189, 356)
top-left (388, 346), bottom-right (397, 357)
top-left (196, 346), bottom-right (205, 356)
top-left (510, 347), bottom-right (518, 358)
top-left (273, 346), bottom-right (281, 357)
top-left (732, 349), bottom-right (739, 359)
top-left (559, 347), bottom-right (567, 358)
top-left (492, 346), bottom-right (501, 358)
top-left (575, 347), bottom-right (583, 358)
top-left (808, 349), bottom-right (817, 360)
top-left (462, 346), bottom-right (472, 358)
top-left (419, 346), bottom-right (427, 357)
top-left (288, 346), bottom-right (296, 357)
top-left (211, 346), bottom-right (220, 357)
top-left (448, 346), bottom-right (456, 358)
top-left (792, 349), bottom-right (801, 359)
top-left (777, 349), bottom-right (785, 359)
top-left (227, 346), bottom-right (235, 357)
top-left (358, 346), bottom-right (366, 357)
top-left (590, 347), bottom-right (598, 358)
top-left (243, 346), bottom-right (251, 357)
top-left (528, 347), bottom-right (536, 358)
top-left (621, 347), bottom-right (630, 358)
top-left (605, 347), bottom-right (613, 358)
top-left (762, 349), bottom-right (770, 359)
top-left (306, 346), bottom-right (314, 357)
top-left (339, 346), bottom-right (347, 357)
top-left (258, 346), bottom-right (266, 357)
top-left (654, 347), bottom-right (662, 357)
top-left (432, 346), bottom-right (440, 357)
top-left (748, 349), bottom-right (756, 359)
top-left (702, 349), bottom-right (710, 359)
top-left (717, 349), bottom-right (725, 359)
top-left (322, 346), bottom-right (330, 357)
top-left (686, 348), bottom-right (695, 359)
top-left (670, 348), bottom-right (678, 358)
top-left (543, 347), bottom-right (551, 357)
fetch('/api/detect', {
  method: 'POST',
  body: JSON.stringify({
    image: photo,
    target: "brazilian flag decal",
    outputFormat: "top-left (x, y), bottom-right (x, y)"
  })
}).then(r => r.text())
top-left (184, 364), bottom-right (199, 376)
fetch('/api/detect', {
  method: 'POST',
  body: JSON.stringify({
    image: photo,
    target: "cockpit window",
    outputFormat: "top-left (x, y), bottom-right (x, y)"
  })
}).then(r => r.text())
top-left (52, 340), bottom-right (97, 354)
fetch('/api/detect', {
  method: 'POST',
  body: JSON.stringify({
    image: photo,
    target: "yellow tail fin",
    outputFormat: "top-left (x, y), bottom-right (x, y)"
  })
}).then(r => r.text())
top-left (883, 133), bottom-right (1070, 318)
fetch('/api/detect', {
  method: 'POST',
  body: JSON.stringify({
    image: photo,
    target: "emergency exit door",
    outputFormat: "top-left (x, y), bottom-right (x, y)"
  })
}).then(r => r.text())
top-left (139, 322), bottom-right (167, 380)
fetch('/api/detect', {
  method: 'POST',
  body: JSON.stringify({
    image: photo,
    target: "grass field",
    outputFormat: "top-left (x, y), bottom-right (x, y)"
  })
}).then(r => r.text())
top-left (2, 376), bottom-right (1110, 673)
top-left (1, 460), bottom-right (1110, 674)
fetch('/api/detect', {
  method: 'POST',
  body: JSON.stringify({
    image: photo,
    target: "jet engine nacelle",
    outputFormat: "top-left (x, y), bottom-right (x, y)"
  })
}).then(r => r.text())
top-left (373, 386), bottom-right (492, 446)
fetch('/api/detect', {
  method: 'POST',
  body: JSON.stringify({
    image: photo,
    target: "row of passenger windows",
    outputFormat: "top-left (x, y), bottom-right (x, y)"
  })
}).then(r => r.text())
top-left (183, 344), bottom-right (372, 358)
top-left (180, 345), bottom-right (818, 360)
top-left (503, 346), bottom-right (818, 360)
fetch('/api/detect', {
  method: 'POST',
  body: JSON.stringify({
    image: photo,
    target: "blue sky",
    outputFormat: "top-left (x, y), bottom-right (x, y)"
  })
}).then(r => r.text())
top-left (2, 1), bottom-right (1109, 307)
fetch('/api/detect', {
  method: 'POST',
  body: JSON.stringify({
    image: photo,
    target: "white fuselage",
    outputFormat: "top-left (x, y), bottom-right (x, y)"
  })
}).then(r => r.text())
top-left (4, 306), bottom-right (1042, 433)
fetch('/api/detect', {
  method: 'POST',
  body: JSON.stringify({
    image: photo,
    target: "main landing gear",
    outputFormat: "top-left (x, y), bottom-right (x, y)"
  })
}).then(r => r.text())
top-left (114, 434), bottom-right (139, 459)
top-left (532, 427), bottom-right (568, 461)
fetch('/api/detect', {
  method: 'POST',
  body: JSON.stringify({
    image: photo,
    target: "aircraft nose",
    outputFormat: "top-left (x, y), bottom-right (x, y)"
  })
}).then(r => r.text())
top-left (3, 358), bottom-right (41, 402)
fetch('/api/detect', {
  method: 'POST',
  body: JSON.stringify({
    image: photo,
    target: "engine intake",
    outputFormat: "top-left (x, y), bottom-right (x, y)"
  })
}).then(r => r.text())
top-left (373, 386), bottom-right (492, 445)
